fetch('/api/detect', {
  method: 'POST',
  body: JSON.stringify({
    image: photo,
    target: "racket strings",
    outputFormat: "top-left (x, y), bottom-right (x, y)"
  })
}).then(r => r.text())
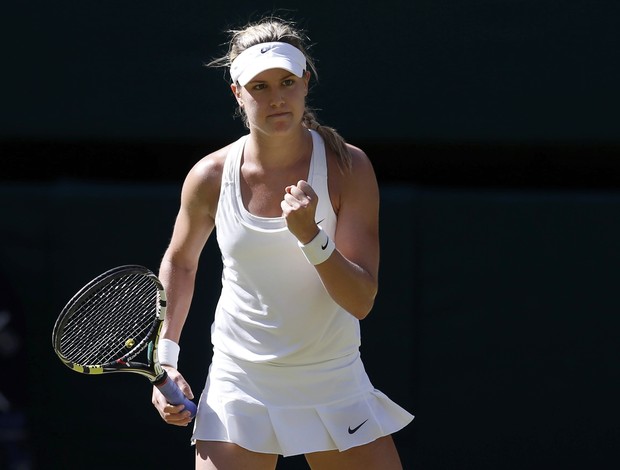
top-left (59, 273), bottom-right (158, 366)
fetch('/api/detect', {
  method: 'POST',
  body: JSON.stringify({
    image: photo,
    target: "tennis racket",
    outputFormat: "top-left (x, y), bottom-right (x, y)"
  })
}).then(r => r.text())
top-left (52, 264), bottom-right (197, 417)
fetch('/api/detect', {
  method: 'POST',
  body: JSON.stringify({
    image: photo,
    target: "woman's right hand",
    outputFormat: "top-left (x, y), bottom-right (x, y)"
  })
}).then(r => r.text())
top-left (151, 367), bottom-right (195, 426)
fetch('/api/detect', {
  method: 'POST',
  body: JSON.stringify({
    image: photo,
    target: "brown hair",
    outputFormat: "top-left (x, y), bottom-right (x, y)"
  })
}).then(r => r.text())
top-left (208, 17), bottom-right (352, 172)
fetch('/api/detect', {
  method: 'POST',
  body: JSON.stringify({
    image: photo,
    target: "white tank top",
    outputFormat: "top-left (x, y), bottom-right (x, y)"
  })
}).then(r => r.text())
top-left (212, 130), bottom-right (361, 365)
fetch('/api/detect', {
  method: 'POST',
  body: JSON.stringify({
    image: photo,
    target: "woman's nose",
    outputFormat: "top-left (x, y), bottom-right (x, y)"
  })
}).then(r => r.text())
top-left (270, 91), bottom-right (284, 107)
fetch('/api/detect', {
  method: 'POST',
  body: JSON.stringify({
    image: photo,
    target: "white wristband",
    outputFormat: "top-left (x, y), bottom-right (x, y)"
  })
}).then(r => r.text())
top-left (298, 226), bottom-right (335, 265)
top-left (158, 338), bottom-right (180, 369)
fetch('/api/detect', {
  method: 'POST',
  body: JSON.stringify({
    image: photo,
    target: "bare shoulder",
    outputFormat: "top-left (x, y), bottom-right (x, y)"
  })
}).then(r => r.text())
top-left (327, 143), bottom-right (378, 215)
top-left (187, 144), bottom-right (230, 187)
top-left (180, 144), bottom-right (233, 217)
top-left (346, 143), bottom-right (376, 175)
top-left (327, 143), bottom-right (376, 184)
top-left (342, 143), bottom-right (379, 194)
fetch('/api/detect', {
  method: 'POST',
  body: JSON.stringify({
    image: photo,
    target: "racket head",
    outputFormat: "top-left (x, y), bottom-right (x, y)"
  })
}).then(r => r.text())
top-left (52, 265), bottom-right (167, 379)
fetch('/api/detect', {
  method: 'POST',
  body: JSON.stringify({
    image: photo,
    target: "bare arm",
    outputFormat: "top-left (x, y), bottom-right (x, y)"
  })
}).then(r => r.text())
top-left (152, 148), bottom-right (225, 426)
top-left (158, 149), bottom-right (226, 342)
top-left (282, 145), bottom-right (380, 319)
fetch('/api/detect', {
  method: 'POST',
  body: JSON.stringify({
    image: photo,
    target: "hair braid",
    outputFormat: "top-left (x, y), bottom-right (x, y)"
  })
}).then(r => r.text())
top-left (302, 110), bottom-right (352, 173)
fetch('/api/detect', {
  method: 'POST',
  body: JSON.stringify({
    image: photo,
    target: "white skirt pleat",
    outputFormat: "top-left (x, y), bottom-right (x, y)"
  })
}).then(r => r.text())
top-left (191, 350), bottom-right (414, 457)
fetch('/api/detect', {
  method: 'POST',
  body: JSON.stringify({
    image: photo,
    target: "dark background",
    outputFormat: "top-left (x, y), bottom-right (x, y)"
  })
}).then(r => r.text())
top-left (1, 1), bottom-right (619, 469)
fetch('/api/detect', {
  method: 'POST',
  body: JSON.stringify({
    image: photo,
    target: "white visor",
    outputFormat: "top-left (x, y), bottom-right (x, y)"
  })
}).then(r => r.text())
top-left (230, 42), bottom-right (306, 86)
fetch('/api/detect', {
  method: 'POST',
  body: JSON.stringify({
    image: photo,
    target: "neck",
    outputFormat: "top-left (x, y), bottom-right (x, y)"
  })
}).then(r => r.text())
top-left (245, 127), bottom-right (312, 170)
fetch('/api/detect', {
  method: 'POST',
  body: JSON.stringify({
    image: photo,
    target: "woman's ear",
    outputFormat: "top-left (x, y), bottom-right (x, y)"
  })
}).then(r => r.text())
top-left (231, 83), bottom-right (243, 105)
top-left (303, 71), bottom-right (311, 96)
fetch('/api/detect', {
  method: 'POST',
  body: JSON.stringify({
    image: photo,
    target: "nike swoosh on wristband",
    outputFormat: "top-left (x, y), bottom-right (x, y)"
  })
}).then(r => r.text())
top-left (348, 419), bottom-right (368, 434)
top-left (316, 219), bottom-right (328, 250)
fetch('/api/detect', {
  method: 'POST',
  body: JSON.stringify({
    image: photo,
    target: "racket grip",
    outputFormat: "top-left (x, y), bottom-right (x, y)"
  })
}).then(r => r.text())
top-left (156, 374), bottom-right (197, 418)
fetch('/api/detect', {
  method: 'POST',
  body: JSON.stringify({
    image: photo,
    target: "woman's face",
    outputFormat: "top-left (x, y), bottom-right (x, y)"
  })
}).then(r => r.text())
top-left (232, 68), bottom-right (310, 136)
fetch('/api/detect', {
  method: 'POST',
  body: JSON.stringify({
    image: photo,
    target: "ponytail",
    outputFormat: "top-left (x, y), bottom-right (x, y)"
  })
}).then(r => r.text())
top-left (302, 109), bottom-right (352, 173)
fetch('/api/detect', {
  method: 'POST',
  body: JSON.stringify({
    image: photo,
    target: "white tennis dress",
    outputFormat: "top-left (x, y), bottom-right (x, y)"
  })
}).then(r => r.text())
top-left (191, 130), bottom-right (413, 456)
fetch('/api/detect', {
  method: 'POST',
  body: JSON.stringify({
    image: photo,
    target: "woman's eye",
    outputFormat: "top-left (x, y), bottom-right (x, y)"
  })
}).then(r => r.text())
top-left (282, 79), bottom-right (295, 86)
top-left (253, 83), bottom-right (267, 90)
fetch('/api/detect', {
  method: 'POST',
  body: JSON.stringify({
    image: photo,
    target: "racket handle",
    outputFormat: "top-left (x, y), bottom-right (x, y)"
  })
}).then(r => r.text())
top-left (156, 373), bottom-right (197, 418)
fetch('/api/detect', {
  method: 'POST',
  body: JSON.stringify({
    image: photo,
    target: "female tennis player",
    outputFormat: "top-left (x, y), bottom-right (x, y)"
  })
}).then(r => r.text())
top-left (151, 17), bottom-right (413, 469)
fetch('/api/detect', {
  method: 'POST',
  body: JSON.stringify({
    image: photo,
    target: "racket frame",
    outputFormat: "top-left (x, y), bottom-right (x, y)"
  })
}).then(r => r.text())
top-left (52, 265), bottom-right (196, 416)
top-left (52, 265), bottom-right (166, 381)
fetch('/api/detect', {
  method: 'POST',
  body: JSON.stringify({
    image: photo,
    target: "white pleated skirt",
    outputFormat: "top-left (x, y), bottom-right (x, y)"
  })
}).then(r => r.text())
top-left (191, 350), bottom-right (414, 457)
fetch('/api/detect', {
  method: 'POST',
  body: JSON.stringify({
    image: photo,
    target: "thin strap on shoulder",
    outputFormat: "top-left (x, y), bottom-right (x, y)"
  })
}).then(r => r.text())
top-left (310, 130), bottom-right (327, 179)
top-left (221, 135), bottom-right (248, 184)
